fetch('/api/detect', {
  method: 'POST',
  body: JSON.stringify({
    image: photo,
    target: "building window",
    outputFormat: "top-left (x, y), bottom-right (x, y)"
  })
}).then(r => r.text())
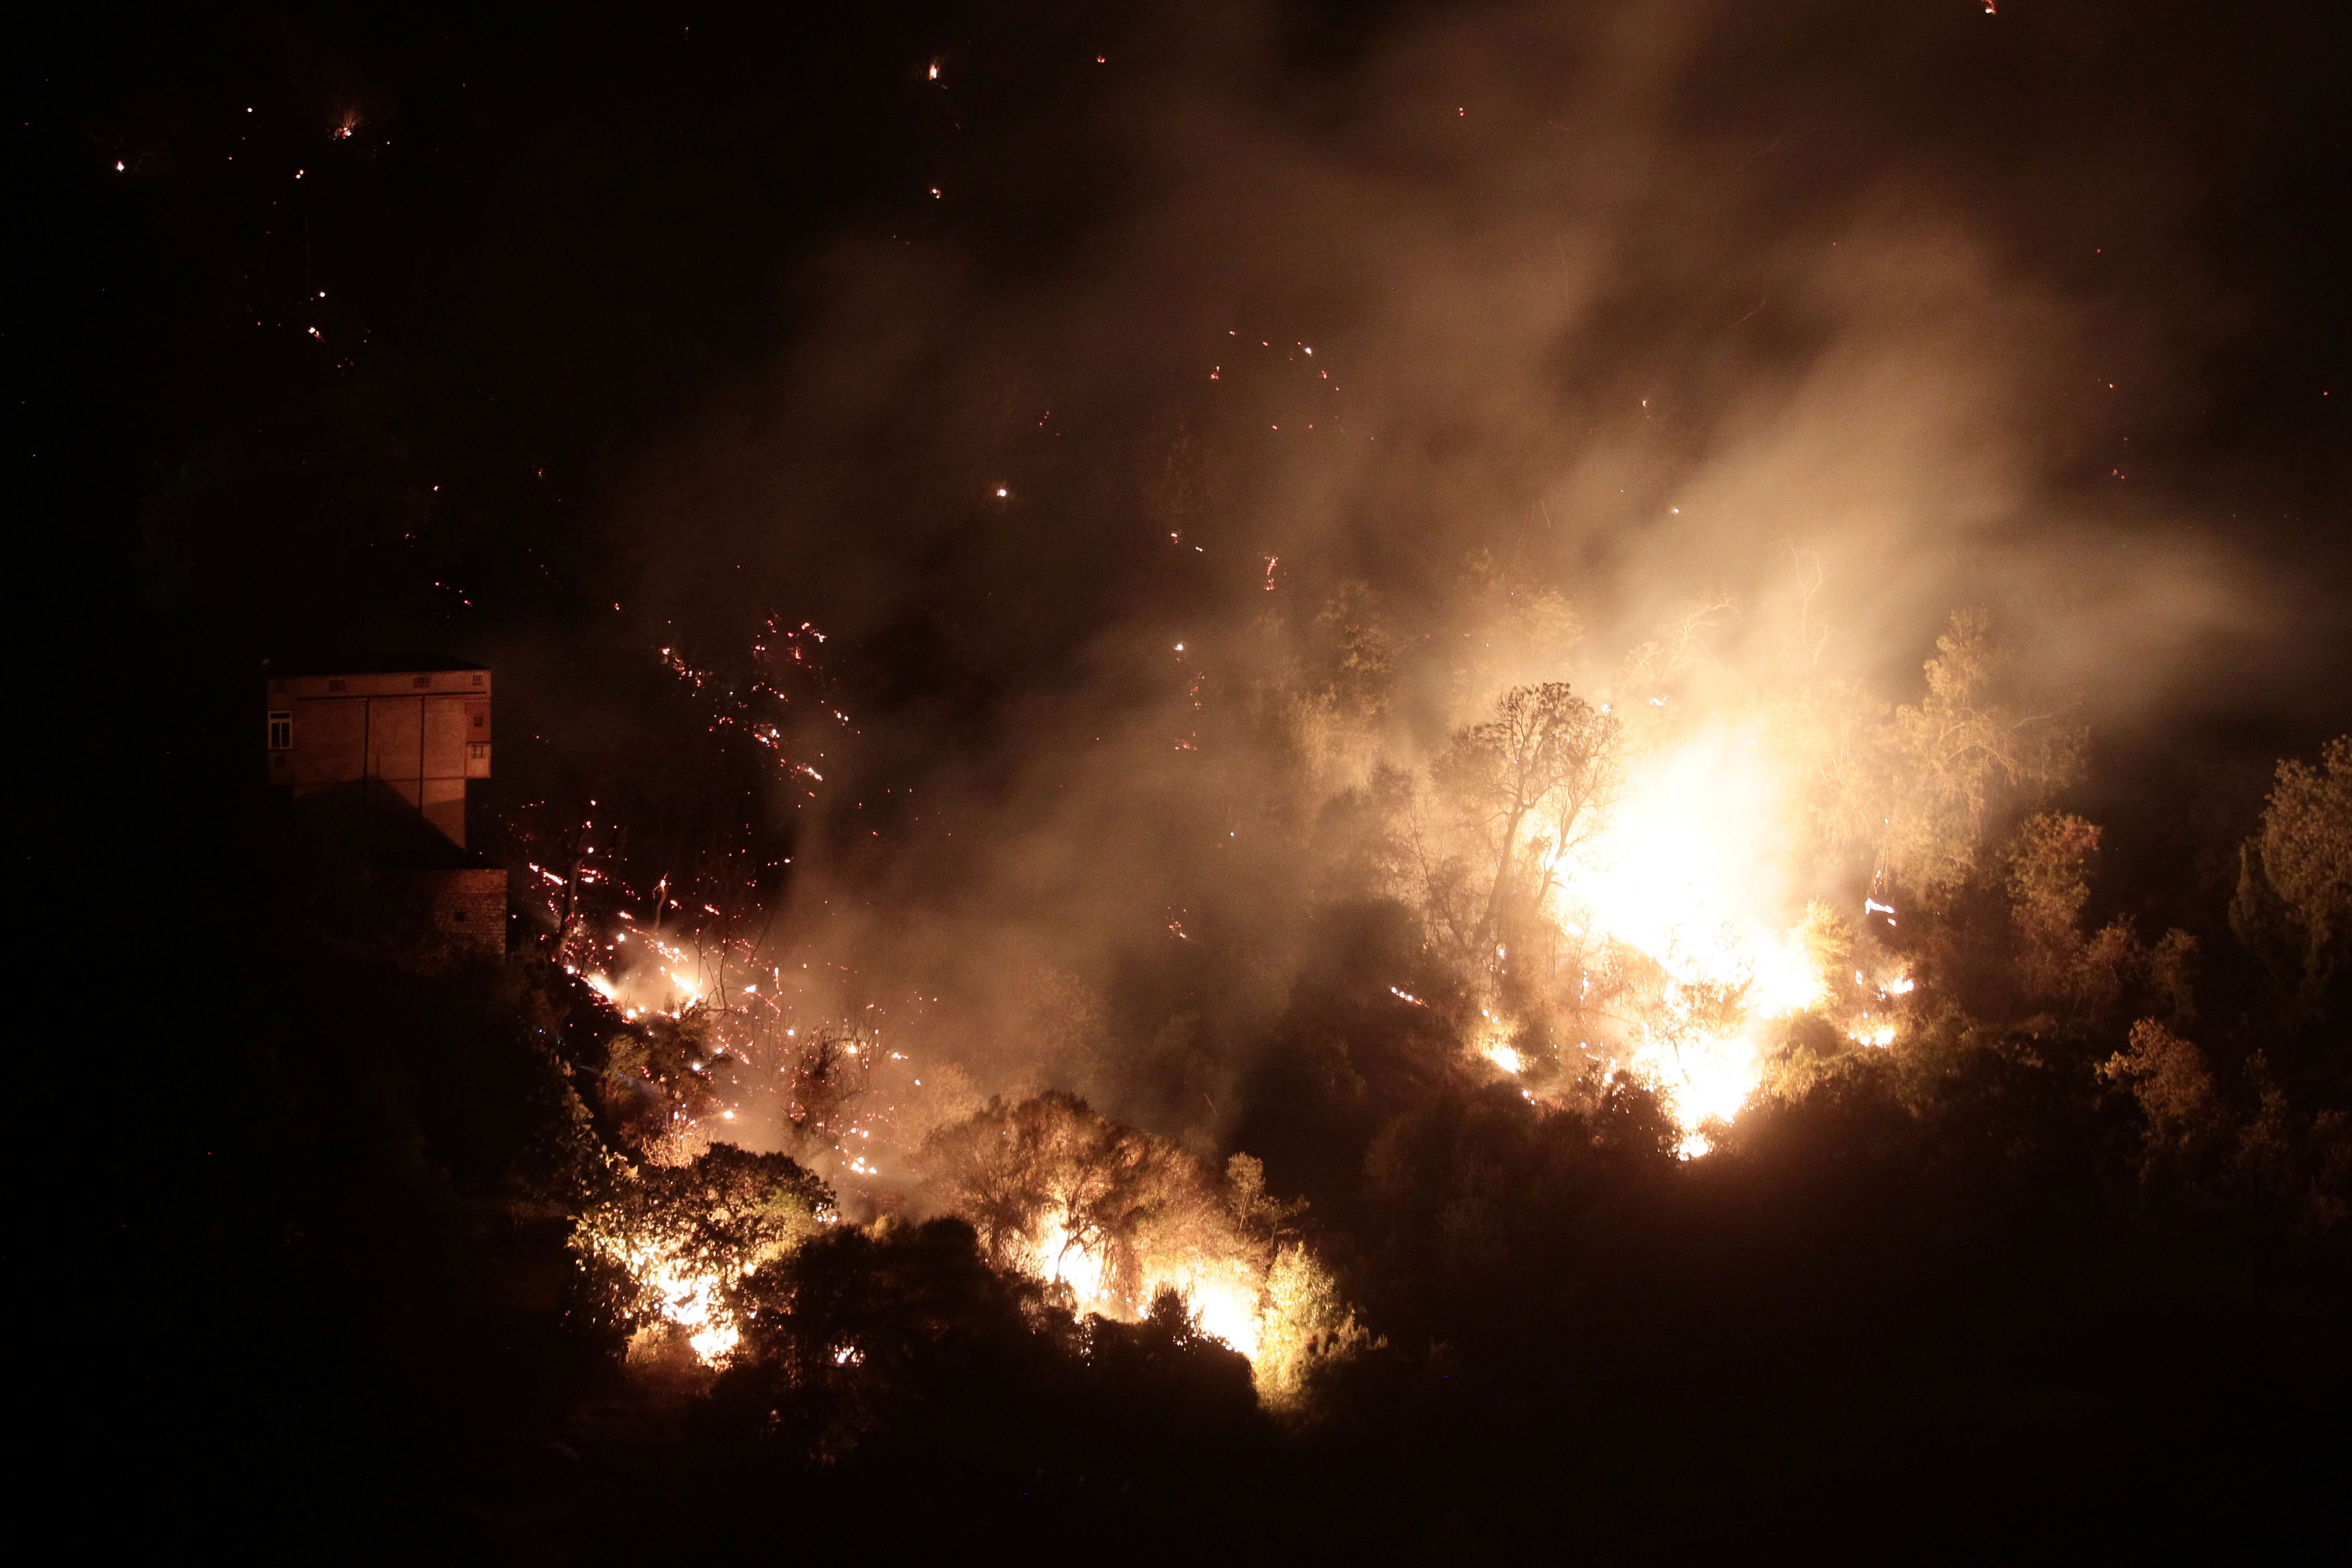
top-left (327, 678), bottom-right (346, 692)
top-left (467, 742), bottom-right (490, 761)
top-left (412, 674), bottom-right (432, 688)
top-left (268, 712), bottom-right (294, 750)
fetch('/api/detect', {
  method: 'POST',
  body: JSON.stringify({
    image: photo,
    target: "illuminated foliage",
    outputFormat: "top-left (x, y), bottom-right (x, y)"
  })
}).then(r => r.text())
top-left (1610, 592), bottom-right (1733, 715)
top-left (775, 1021), bottom-right (877, 1153)
top-left (1313, 578), bottom-right (1402, 725)
top-left (1876, 609), bottom-right (2085, 899)
top-left (2100, 1019), bottom-right (2218, 1152)
top-left (572, 1143), bottom-right (834, 1363)
top-left (1250, 1242), bottom-right (1373, 1411)
top-left (2008, 811), bottom-right (2102, 992)
top-left (1449, 548), bottom-right (1585, 710)
top-left (919, 1092), bottom-right (1279, 1342)
top-left (2006, 811), bottom-right (2141, 1019)
top-left (2232, 735), bottom-right (2352, 1005)
top-left (1258, 580), bottom-right (1403, 791)
top-left (596, 1009), bottom-right (732, 1149)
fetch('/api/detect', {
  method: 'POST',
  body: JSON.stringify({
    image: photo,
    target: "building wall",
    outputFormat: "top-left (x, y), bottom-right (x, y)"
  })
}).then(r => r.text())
top-left (407, 868), bottom-right (509, 958)
top-left (267, 667), bottom-right (491, 847)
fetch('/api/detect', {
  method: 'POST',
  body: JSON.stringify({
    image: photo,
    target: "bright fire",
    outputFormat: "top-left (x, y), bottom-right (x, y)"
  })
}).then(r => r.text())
top-left (625, 1244), bottom-right (742, 1364)
top-left (1553, 718), bottom-right (1831, 1155)
top-left (572, 1225), bottom-right (749, 1367)
top-left (1030, 1221), bottom-right (1267, 1357)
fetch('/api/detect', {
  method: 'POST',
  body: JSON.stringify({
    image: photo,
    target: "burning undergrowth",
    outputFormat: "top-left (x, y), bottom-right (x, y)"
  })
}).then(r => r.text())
top-left (1243, 592), bottom-right (2078, 1156)
top-left (916, 1092), bottom-right (1368, 1398)
top-left (532, 577), bottom-right (2117, 1418)
top-left (568, 1089), bottom-right (1367, 1415)
top-left (572, 1143), bottom-right (835, 1367)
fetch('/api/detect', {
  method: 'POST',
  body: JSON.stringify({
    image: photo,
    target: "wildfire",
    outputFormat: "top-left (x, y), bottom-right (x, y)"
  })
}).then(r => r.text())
top-left (574, 1146), bottom-right (836, 1369)
top-left (1029, 1221), bottom-right (1267, 1357)
top-left (610, 1239), bottom-right (743, 1364)
top-left (1472, 1010), bottom-right (1526, 1074)
top-left (1553, 719), bottom-right (1832, 1154)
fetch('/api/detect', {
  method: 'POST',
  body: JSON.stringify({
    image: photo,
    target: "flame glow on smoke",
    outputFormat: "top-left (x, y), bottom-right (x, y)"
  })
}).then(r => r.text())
top-left (1555, 719), bottom-right (1828, 1155)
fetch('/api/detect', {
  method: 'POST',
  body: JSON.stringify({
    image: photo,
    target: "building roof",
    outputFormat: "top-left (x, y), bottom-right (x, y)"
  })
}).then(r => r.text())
top-left (264, 651), bottom-right (489, 678)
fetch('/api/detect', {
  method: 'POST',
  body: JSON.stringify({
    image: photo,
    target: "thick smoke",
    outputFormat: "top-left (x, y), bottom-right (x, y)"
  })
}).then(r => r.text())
top-left (588, 0), bottom-right (2303, 1144)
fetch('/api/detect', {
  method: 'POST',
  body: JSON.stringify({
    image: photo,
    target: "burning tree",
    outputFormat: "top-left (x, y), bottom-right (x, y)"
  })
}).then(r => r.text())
top-left (919, 1092), bottom-right (1265, 1324)
top-left (1413, 681), bottom-right (1621, 971)
top-left (572, 1143), bottom-right (835, 1366)
top-left (917, 1092), bottom-right (1359, 1398)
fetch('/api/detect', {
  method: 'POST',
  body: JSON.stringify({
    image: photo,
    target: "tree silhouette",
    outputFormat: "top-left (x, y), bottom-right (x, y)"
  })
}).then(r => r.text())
top-left (1422, 682), bottom-right (1620, 963)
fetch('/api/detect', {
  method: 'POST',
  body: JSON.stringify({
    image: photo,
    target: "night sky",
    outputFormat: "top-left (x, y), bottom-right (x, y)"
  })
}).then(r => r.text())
top-left (25, 4), bottom-right (2348, 684)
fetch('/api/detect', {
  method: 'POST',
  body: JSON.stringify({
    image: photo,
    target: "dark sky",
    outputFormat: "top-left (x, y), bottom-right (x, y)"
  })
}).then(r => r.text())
top-left (21, 2), bottom-right (2347, 654)
top-left (17, 3), bottom-right (2351, 1101)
